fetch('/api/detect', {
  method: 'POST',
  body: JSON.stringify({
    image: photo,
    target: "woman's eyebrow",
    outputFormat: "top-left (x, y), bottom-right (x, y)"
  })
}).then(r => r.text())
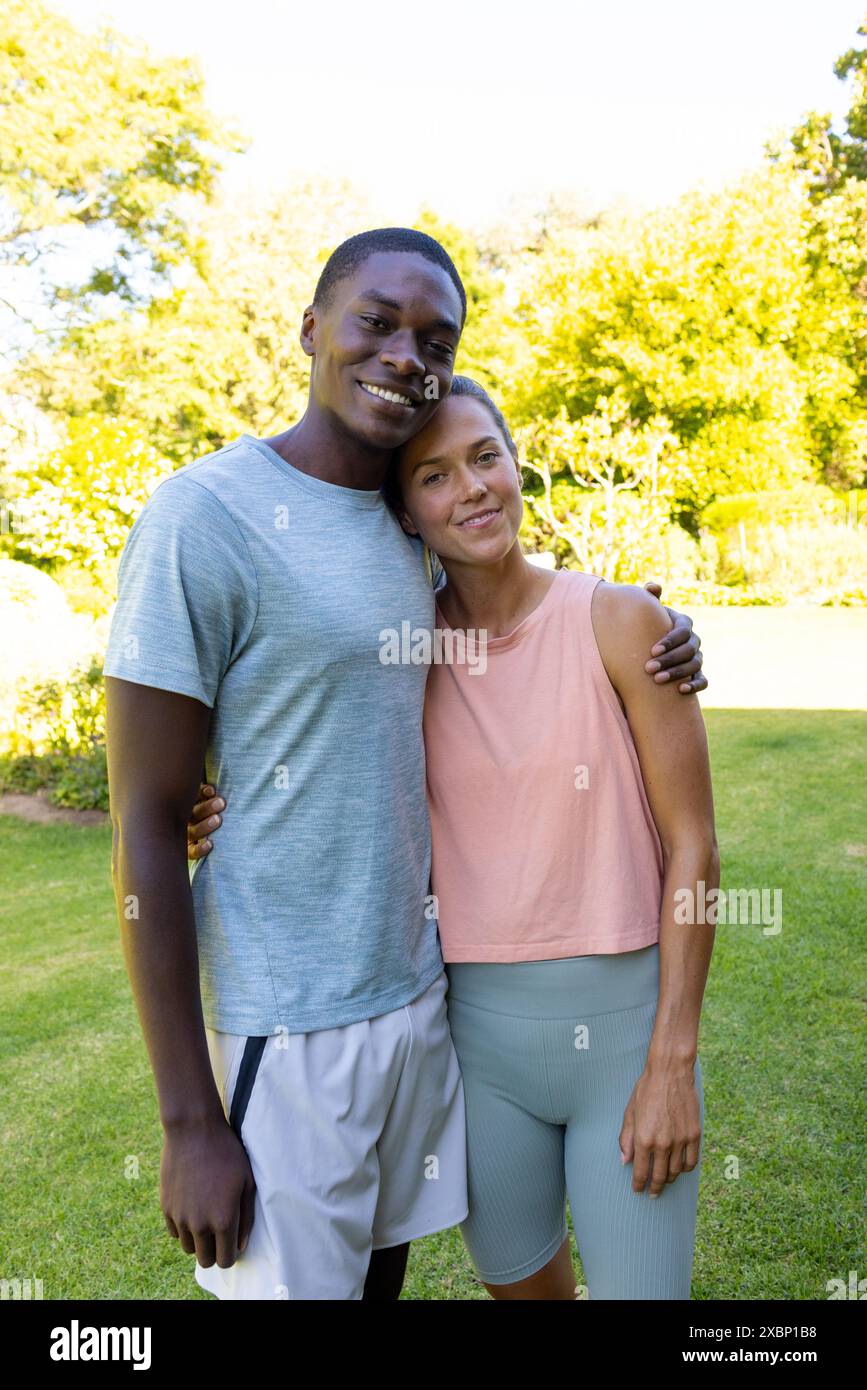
top-left (411, 436), bottom-right (498, 474)
top-left (357, 291), bottom-right (460, 337)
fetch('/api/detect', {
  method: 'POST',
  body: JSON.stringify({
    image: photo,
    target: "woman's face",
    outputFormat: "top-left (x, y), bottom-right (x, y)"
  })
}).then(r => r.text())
top-left (395, 395), bottom-right (524, 565)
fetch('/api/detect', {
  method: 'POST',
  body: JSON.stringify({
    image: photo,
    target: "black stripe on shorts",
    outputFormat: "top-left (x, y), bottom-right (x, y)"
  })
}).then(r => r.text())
top-left (229, 1036), bottom-right (268, 1136)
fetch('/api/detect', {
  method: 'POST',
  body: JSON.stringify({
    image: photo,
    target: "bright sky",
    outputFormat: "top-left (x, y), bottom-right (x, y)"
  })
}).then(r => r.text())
top-left (53, 0), bottom-right (865, 228)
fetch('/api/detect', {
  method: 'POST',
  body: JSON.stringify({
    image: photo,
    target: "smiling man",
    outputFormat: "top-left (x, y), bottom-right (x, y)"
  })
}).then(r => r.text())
top-left (103, 227), bottom-right (706, 1303)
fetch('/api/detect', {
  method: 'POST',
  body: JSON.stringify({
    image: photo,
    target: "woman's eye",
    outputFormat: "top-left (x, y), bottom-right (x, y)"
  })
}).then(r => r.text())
top-left (477, 451), bottom-right (498, 465)
top-left (422, 472), bottom-right (444, 486)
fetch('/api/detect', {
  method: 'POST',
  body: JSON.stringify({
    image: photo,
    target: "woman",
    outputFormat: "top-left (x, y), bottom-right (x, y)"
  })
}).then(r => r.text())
top-left (189, 377), bottom-right (719, 1300)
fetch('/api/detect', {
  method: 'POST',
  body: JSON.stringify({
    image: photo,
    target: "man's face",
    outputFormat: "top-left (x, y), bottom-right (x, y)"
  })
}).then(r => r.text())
top-left (301, 251), bottom-right (464, 451)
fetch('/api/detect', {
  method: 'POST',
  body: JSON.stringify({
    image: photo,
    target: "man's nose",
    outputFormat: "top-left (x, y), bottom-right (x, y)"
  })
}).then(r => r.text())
top-left (380, 332), bottom-right (424, 375)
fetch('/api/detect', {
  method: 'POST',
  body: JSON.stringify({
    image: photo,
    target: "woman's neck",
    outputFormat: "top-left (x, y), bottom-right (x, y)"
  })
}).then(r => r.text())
top-left (437, 545), bottom-right (556, 639)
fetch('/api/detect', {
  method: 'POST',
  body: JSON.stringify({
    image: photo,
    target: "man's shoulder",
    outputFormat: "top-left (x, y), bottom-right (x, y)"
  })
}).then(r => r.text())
top-left (139, 436), bottom-right (269, 525)
top-left (162, 435), bottom-right (265, 499)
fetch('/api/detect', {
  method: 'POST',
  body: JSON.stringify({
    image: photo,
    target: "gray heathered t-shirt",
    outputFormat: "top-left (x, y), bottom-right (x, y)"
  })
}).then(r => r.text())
top-left (103, 434), bottom-right (443, 1034)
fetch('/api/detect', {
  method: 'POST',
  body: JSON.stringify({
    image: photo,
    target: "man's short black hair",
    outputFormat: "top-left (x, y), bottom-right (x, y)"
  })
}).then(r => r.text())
top-left (312, 227), bottom-right (467, 327)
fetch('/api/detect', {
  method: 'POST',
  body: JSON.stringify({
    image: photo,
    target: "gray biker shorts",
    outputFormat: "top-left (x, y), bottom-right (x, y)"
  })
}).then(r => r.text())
top-left (445, 943), bottom-right (704, 1299)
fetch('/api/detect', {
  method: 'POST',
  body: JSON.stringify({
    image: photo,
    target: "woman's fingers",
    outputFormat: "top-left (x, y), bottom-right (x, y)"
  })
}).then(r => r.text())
top-left (645, 1148), bottom-right (672, 1197)
top-left (190, 795), bottom-right (225, 824)
top-left (187, 791), bottom-right (224, 860)
top-left (188, 813), bottom-right (221, 844)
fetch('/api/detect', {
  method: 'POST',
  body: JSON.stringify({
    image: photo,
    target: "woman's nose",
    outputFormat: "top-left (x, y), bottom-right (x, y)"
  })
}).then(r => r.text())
top-left (458, 469), bottom-right (485, 497)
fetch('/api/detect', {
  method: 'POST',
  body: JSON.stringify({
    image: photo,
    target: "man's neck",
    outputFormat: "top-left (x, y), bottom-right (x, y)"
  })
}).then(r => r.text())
top-left (262, 409), bottom-right (394, 492)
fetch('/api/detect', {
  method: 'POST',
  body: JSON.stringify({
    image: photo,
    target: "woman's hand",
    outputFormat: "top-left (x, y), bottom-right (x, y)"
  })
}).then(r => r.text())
top-left (642, 581), bottom-right (706, 694)
top-left (187, 783), bottom-right (225, 861)
top-left (618, 1061), bottom-right (703, 1196)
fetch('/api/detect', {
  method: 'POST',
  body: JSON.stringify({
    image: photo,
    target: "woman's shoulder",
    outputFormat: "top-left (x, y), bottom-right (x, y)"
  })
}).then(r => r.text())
top-left (590, 580), bottom-right (673, 669)
top-left (589, 577), bottom-right (664, 621)
top-left (552, 566), bottom-right (603, 594)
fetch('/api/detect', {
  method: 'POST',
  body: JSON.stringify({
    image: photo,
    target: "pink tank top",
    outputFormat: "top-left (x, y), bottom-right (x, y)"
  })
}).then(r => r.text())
top-left (423, 568), bottom-right (664, 962)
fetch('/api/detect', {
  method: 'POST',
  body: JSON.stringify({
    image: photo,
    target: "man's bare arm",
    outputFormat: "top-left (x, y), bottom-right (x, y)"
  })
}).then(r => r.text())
top-left (106, 676), bottom-right (255, 1268)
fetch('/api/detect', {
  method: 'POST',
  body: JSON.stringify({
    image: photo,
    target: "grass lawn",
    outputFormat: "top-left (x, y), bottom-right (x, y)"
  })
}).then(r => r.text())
top-left (1, 709), bottom-right (864, 1300)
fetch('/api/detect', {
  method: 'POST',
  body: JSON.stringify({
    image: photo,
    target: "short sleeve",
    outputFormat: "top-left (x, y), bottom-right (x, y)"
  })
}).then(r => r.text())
top-left (102, 473), bottom-right (259, 708)
top-left (430, 550), bottom-right (447, 592)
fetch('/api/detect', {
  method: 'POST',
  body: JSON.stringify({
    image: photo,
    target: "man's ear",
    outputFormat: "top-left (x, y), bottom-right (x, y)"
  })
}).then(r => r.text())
top-left (299, 303), bottom-right (316, 358)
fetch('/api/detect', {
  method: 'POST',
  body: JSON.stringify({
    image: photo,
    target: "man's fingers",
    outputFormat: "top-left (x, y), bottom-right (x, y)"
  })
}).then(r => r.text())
top-left (176, 1224), bottom-right (197, 1258)
top-left (238, 1178), bottom-right (256, 1254)
top-left (678, 674), bottom-right (708, 695)
top-left (647, 641), bottom-right (701, 672)
top-left (194, 1230), bottom-right (216, 1269)
top-left (215, 1208), bottom-right (242, 1270)
top-left (653, 657), bottom-right (703, 684)
top-left (187, 838), bottom-right (213, 859)
top-left (649, 628), bottom-right (698, 659)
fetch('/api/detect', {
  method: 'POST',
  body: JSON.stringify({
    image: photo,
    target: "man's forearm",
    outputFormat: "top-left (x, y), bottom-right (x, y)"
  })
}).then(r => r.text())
top-left (112, 815), bottom-right (224, 1131)
top-left (646, 838), bottom-right (719, 1068)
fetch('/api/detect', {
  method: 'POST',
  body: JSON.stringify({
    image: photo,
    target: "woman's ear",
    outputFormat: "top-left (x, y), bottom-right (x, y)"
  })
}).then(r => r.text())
top-left (396, 505), bottom-right (420, 538)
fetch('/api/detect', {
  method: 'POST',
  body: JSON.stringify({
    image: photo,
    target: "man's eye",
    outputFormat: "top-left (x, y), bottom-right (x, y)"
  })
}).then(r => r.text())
top-left (361, 315), bottom-right (389, 329)
top-left (429, 342), bottom-right (454, 358)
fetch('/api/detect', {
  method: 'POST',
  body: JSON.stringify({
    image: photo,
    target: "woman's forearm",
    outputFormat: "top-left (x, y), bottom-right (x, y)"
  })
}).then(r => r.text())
top-left (646, 836), bottom-right (720, 1069)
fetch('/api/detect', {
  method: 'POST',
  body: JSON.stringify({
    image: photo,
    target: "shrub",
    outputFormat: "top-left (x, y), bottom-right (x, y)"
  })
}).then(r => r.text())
top-left (731, 521), bottom-right (867, 604)
top-left (1, 661), bottom-right (108, 812)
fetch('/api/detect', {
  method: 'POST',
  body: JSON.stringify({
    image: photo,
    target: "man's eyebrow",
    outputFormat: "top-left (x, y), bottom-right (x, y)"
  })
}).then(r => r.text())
top-left (357, 291), bottom-right (460, 337)
top-left (411, 436), bottom-right (498, 475)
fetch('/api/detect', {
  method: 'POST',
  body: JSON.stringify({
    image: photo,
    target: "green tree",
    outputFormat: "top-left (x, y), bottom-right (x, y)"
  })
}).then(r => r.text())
top-left (777, 15), bottom-right (867, 195)
top-left (1, 414), bottom-right (167, 609)
top-left (10, 180), bottom-right (373, 465)
top-left (509, 168), bottom-right (866, 512)
top-left (0, 0), bottom-right (244, 320)
top-left (412, 209), bottom-right (518, 396)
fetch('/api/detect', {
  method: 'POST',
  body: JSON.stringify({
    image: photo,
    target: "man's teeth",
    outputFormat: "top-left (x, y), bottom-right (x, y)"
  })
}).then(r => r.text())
top-left (361, 382), bottom-right (414, 407)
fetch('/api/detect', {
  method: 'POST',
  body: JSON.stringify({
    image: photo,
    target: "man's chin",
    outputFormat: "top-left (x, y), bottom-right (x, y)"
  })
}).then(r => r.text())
top-left (348, 404), bottom-right (430, 451)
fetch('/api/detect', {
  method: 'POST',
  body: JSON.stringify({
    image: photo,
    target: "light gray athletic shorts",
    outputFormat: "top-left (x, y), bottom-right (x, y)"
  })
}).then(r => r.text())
top-left (194, 970), bottom-right (468, 1300)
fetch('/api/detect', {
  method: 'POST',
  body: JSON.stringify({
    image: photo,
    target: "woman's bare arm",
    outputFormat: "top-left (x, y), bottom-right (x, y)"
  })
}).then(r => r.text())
top-left (591, 581), bottom-right (720, 1195)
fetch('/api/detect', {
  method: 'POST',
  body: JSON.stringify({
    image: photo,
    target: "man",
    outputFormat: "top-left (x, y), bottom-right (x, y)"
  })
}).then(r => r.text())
top-left (104, 227), bottom-right (705, 1302)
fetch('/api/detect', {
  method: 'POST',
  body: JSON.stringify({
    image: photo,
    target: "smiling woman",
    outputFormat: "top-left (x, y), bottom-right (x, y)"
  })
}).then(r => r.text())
top-left (370, 372), bottom-right (718, 1299)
